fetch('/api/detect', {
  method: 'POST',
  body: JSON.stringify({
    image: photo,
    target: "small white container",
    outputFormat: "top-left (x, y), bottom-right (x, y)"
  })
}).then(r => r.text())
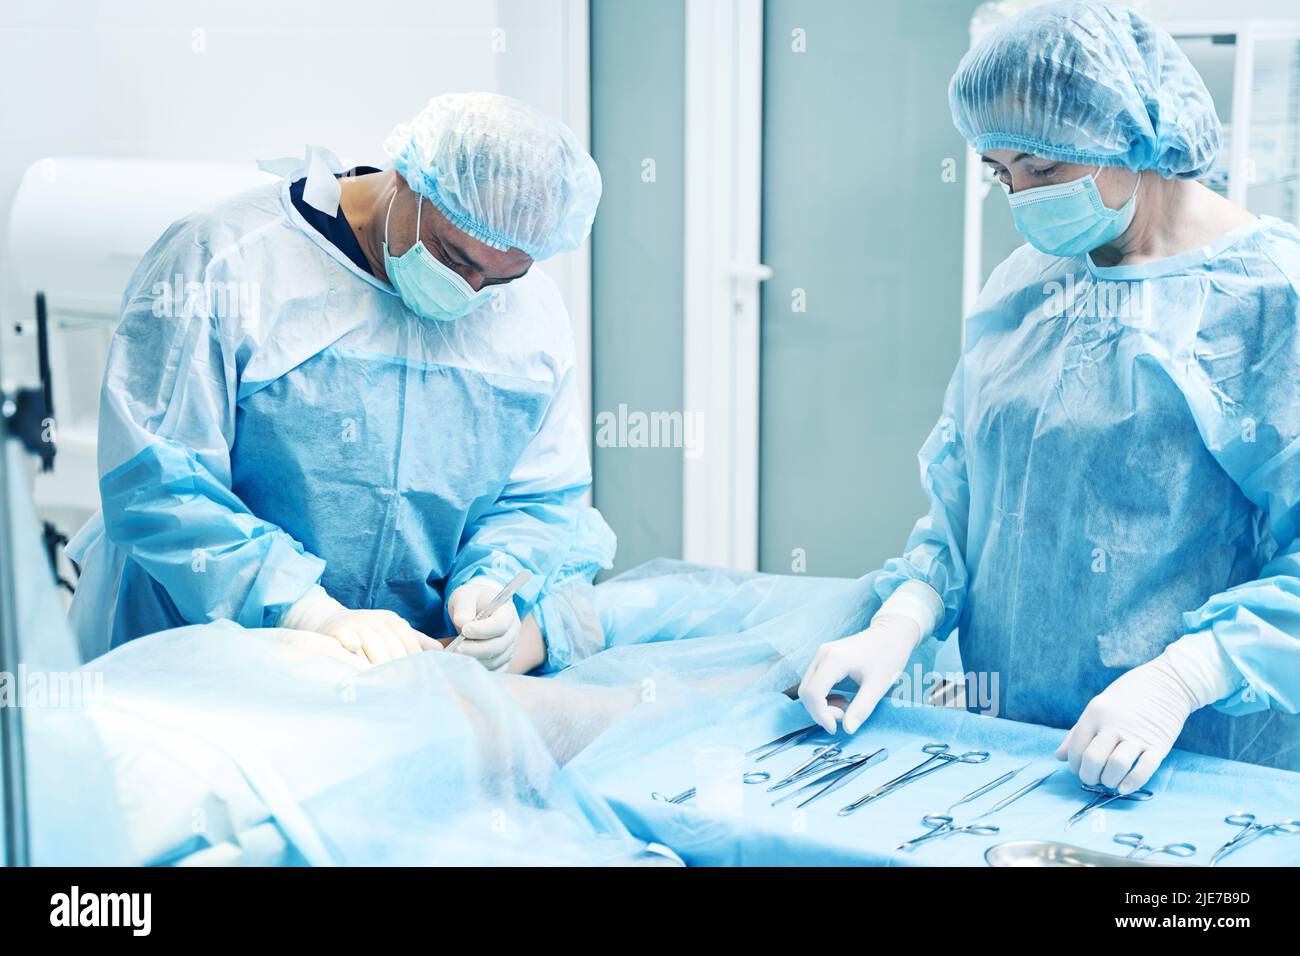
top-left (694, 744), bottom-right (745, 817)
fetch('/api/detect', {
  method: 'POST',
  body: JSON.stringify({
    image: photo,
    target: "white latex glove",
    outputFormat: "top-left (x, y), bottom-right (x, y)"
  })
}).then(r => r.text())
top-left (1057, 633), bottom-right (1239, 793)
top-left (279, 586), bottom-right (440, 666)
top-left (274, 630), bottom-right (371, 672)
top-left (799, 581), bottom-right (944, 734)
top-left (447, 577), bottom-right (521, 671)
top-left (799, 615), bottom-right (923, 735)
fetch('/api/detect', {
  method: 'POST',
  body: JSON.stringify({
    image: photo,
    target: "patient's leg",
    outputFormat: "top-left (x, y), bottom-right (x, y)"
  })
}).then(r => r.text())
top-left (505, 614), bottom-right (546, 675)
top-left (498, 673), bottom-right (639, 764)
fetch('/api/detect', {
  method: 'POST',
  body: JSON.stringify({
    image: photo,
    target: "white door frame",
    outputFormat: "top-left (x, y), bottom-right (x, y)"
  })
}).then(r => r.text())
top-left (498, 0), bottom-right (594, 499)
top-left (681, 0), bottom-right (768, 569)
top-left (556, 0), bottom-right (594, 474)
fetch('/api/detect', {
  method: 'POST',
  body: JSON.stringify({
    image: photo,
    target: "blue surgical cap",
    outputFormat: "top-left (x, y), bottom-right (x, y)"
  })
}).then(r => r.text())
top-left (948, 1), bottom-right (1221, 179)
top-left (384, 92), bottom-right (602, 261)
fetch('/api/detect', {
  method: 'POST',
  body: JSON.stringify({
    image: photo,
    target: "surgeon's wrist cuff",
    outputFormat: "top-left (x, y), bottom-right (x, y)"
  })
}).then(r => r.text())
top-left (279, 585), bottom-right (347, 632)
top-left (1161, 632), bottom-right (1242, 709)
top-left (873, 580), bottom-right (944, 640)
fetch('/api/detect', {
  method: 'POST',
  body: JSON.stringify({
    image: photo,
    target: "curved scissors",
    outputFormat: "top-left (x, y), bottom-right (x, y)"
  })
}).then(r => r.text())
top-left (1210, 813), bottom-right (1300, 866)
top-left (1065, 784), bottom-right (1154, 829)
top-left (1113, 832), bottom-right (1196, 861)
top-left (897, 814), bottom-right (1000, 851)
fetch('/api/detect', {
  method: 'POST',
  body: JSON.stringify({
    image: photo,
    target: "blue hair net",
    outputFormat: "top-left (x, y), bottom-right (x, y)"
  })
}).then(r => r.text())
top-left (949, 1), bottom-right (1221, 179)
top-left (384, 92), bottom-right (602, 261)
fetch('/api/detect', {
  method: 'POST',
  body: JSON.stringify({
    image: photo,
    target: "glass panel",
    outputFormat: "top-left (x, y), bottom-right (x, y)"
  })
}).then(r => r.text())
top-left (759, 0), bottom-right (979, 577)
top-left (1174, 34), bottom-right (1238, 198)
top-left (589, 0), bottom-right (687, 576)
top-left (1247, 36), bottom-right (1300, 224)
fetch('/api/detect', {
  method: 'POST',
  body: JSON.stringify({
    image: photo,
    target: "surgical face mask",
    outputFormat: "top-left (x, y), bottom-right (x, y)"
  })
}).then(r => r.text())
top-left (383, 191), bottom-right (494, 321)
top-left (1005, 167), bottom-right (1139, 257)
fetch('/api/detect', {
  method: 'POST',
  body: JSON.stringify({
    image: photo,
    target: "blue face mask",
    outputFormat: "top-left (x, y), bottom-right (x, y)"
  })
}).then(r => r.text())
top-left (383, 191), bottom-right (494, 321)
top-left (1005, 167), bottom-right (1139, 257)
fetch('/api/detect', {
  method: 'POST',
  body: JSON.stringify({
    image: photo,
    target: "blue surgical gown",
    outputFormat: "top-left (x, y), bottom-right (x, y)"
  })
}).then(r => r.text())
top-left (874, 216), bottom-right (1300, 770)
top-left (67, 173), bottom-right (614, 658)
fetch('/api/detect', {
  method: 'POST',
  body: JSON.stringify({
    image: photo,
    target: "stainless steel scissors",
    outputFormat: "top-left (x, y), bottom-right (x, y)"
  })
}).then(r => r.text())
top-left (897, 814), bottom-right (1000, 851)
top-left (1209, 813), bottom-right (1300, 866)
top-left (1113, 832), bottom-right (1197, 861)
top-left (650, 770), bottom-right (770, 805)
top-left (1065, 784), bottom-right (1153, 829)
top-left (746, 724), bottom-right (825, 762)
top-left (771, 748), bottom-right (889, 809)
top-left (838, 743), bottom-right (991, 817)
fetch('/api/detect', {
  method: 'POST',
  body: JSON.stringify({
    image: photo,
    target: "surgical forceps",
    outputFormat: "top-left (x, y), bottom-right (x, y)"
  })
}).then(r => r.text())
top-left (838, 743), bottom-right (991, 817)
top-left (650, 770), bottom-right (771, 805)
top-left (746, 724), bottom-right (825, 762)
top-left (897, 815), bottom-right (1001, 851)
top-left (944, 763), bottom-right (1029, 814)
top-left (1209, 813), bottom-right (1300, 866)
top-left (968, 768), bottom-right (1060, 822)
top-left (1065, 784), bottom-right (1153, 830)
top-left (771, 748), bottom-right (889, 809)
top-left (1113, 833), bottom-right (1196, 861)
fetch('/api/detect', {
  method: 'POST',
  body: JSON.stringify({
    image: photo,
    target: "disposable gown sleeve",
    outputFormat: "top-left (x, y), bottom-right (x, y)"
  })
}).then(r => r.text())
top-left (446, 360), bottom-right (615, 614)
top-left (1180, 267), bottom-right (1300, 717)
top-left (871, 357), bottom-right (971, 639)
top-left (97, 217), bottom-right (326, 629)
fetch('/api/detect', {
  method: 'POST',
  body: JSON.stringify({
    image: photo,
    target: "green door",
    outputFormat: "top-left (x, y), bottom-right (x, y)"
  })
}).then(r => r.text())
top-left (758, 0), bottom-right (981, 579)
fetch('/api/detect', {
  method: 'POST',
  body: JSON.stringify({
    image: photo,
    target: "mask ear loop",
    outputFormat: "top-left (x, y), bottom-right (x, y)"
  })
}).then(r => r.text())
top-left (1096, 166), bottom-right (1141, 207)
top-left (384, 186), bottom-right (425, 250)
top-left (1124, 168), bottom-right (1141, 204)
top-left (384, 189), bottom-right (398, 248)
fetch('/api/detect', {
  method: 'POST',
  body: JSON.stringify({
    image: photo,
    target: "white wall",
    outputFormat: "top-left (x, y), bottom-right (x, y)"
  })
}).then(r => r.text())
top-left (1142, 0), bottom-right (1300, 20)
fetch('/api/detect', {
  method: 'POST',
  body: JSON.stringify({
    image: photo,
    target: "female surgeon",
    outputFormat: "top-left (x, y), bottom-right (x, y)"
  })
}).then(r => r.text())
top-left (66, 93), bottom-right (612, 675)
top-left (800, 1), bottom-right (1300, 791)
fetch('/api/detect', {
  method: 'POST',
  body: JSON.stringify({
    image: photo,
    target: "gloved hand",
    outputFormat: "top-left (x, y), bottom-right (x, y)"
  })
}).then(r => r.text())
top-left (447, 577), bottom-right (521, 671)
top-left (1057, 633), bottom-right (1240, 793)
top-left (798, 614), bottom-right (923, 735)
top-left (279, 585), bottom-right (440, 666)
top-left (274, 630), bottom-right (371, 671)
top-left (799, 580), bottom-right (943, 735)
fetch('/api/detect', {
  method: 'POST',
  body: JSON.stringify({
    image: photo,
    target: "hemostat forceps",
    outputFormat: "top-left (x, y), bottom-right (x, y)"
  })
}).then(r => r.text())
top-left (1113, 833), bottom-right (1196, 861)
top-left (745, 724), bottom-right (825, 763)
top-left (771, 748), bottom-right (889, 809)
top-left (1209, 813), bottom-right (1300, 866)
top-left (838, 743), bottom-right (990, 817)
top-left (897, 815), bottom-right (1000, 852)
top-left (766, 745), bottom-right (847, 792)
